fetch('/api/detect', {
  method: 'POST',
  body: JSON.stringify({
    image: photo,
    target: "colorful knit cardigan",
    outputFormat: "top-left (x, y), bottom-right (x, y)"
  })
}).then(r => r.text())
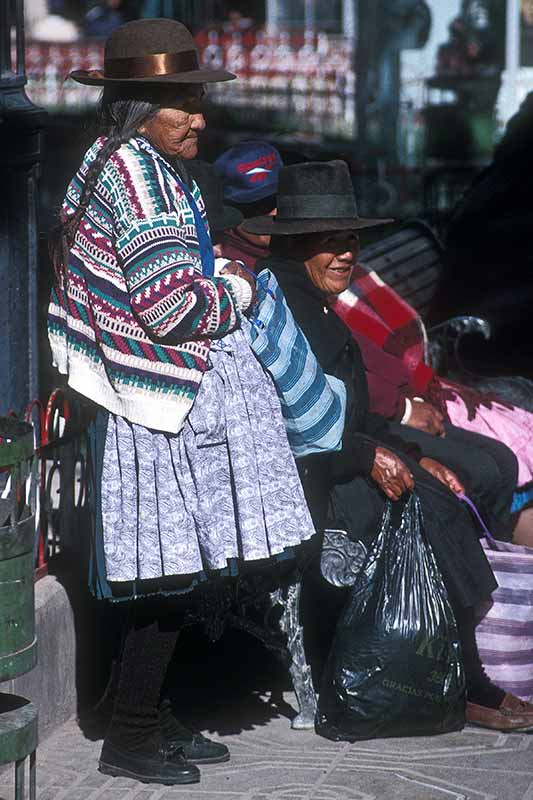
top-left (48, 136), bottom-right (247, 433)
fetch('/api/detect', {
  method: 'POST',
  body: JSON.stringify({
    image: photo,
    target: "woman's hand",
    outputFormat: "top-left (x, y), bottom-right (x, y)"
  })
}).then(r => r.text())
top-left (220, 261), bottom-right (256, 307)
top-left (419, 457), bottom-right (464, 494)
top-left (371, 447), bottom-right (415, 501)
top-left (406, 400), bottom-right (445, 437)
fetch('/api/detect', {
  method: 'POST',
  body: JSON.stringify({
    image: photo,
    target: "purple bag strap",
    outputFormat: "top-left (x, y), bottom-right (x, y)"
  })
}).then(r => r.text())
top-left (457, 492), bottom-right (498, 547)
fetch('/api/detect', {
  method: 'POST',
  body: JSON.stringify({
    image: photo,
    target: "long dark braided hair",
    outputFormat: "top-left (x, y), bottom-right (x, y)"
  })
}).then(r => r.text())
top-left (50, 84), bottom-right (170, 284)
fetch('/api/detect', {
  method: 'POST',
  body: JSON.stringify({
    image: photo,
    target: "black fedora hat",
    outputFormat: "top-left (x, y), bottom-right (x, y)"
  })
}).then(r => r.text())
top-left (70, 18), bottom-right (235, 87)
top-left (241, 160), bottom-right (393, 235)
top-left (188, 161), bottom-right (243, 234)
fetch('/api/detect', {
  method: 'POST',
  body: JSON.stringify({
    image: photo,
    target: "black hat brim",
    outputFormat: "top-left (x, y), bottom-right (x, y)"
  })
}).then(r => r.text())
top-left (241, 215), bottom-right (394, 236)
top-left (210, 205), bottom-right (244, 234)
top-left (70, 69), bottom-right (236, 86)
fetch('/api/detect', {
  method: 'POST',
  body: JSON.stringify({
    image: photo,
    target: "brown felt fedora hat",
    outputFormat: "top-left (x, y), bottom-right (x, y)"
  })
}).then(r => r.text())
top-left (241, 160), bottom-right (393, 235)
top-left (70, 18), bottom-right (235, 86)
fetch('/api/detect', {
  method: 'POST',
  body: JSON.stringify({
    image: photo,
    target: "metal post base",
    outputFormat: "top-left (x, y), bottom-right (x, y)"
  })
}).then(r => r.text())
top-left (0, 694), bottom-right (38, 799)
top-left (277, 576), bottom-right (317, 730)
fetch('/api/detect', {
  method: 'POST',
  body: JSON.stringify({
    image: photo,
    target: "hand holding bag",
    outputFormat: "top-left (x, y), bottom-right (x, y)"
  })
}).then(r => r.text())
top-left (247, 268), bottom-right (347, 459)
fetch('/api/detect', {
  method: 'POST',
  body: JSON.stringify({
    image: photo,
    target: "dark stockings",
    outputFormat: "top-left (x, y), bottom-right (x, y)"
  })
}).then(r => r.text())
top-left (105, 600), bottom-right (181, 754)
top-left (455, 606), bottom-right (505, 709)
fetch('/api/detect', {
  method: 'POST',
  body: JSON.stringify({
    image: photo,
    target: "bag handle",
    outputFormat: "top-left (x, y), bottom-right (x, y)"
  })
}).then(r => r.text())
top-left (456, 492), bottom-right (498, 548)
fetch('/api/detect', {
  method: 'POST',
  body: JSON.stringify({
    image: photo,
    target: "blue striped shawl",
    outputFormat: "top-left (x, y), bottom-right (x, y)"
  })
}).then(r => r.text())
top-left (249, 269), bottom-right (347, 459)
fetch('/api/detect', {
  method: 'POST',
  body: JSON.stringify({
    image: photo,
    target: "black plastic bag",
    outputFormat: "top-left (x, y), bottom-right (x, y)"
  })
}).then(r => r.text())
top-left (316, 492), bottom-right (466, 741)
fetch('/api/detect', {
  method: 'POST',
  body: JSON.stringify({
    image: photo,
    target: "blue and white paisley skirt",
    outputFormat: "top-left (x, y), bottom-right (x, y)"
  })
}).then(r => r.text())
top-left (88, 326), bottom-right (315, 600)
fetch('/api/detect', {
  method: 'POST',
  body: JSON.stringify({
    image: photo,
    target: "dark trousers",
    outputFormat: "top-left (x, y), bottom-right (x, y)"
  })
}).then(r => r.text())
top-left (387, 421), bottom-right (518, 541)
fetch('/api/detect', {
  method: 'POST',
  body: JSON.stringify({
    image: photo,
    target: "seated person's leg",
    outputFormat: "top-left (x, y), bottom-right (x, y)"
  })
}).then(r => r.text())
top-left (511, 507), bottom-right (533, 547)
top-left (387, 421), bottom-right (518, 542)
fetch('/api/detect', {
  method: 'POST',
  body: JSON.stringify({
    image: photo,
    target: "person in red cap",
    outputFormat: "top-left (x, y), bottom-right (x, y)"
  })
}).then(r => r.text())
top-left (214, 140), bottom-right (283, 271)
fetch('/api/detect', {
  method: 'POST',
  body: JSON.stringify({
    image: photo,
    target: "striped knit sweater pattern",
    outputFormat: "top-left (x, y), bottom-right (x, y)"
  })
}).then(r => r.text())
top-left (48, 136), bottom-right (244, 433)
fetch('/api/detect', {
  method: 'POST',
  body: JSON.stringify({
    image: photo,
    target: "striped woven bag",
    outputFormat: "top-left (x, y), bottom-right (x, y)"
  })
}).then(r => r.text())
top-left (460, 495), bottom-right (533, 701)
top-left (248, 269), bottom-right (347, 459)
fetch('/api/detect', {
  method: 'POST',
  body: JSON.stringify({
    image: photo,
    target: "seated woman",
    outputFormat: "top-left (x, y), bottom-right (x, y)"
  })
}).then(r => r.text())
top-left (243, 160), bottom-right (533, 734)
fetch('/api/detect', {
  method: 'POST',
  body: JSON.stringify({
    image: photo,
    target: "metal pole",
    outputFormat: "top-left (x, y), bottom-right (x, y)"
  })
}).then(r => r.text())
top-left (29, 750), bottom-right (36, 800)
top-left (0, 1), bottom-right (11, 80)
top-left (342, 0), bottom-right (357, 38)
top-left (15, 759), bottom-right (25, 800)
top-left (0, 0), bottom-right (45, 415)
top-left (304, 0), bottom-right (315, 32)
top-left (16, 0), bottom-right (25, 78)
top-left (27, 167), bottom-right (39, 406)
top-left (497, 0), bottom-right (521, 126)
top-left (506, 0), bottom-right (520, 80)
top-left (355, 0), bottom-right (378, 163)
top-left (266, 0), bottom-right (281, 33)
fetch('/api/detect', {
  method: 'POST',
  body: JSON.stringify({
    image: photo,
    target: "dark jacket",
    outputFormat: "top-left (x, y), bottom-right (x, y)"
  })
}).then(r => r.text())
top-left (261, 256), bottom-right (421, 527)
top-left (261, 256), bottom-right (499, 612)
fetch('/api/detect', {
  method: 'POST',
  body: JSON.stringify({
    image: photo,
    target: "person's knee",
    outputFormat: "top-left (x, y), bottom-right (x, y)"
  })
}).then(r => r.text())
top-left (485, 438), bottom-right (519, 489)
top-left (445, 427), bottom-right (519, 493)
top-left (457, 447), bottom-right (502, 498)
top-left (469, 440), bottom-right (518, 503)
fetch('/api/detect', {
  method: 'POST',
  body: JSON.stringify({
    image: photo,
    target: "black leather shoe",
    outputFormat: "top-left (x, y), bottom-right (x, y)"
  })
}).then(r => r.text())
top-left (159, 699), bottom-right (230, 764)
top-left (99, 740), bottom-right (201, 785)
top-left (170, 731), bottom-right (230, 764)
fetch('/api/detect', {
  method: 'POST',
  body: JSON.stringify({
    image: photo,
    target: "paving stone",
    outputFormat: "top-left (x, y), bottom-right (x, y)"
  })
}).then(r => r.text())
top-left (78, 772), bottom-right (112, 789)
top-left (106, 777), bottom-right (139, 790)
top-left (159, 793), bottom-right (242, 800)
top-left (37, 787), bottom-right (64, 800)
top-left (54, 788), bottom-right (96, 800)
top-left (1, 695), bottom-right (532, 800)
top-left (35, 766), bottom-right (81, 788)
top-left (128, 791), bottom-right (162, 800)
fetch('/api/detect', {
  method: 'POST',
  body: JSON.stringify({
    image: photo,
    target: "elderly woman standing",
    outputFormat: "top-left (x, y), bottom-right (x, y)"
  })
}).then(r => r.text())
top-left (244, 160), bottom-right (533, 737)
top-left (48, 19), bottom-right (314, 786)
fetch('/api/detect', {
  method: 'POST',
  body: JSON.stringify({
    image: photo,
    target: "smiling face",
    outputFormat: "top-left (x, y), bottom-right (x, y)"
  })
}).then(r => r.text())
top-left (138, 85), bottom-right (206, 159)
top-left (301, 230), bottom-right (360, 297)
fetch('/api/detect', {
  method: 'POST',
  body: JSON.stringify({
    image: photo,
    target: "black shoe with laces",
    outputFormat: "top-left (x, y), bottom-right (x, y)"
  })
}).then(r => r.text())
top-left (99, 739), bottom-right (201, 785)
top-left (159, 699), bottom-right (230, 764)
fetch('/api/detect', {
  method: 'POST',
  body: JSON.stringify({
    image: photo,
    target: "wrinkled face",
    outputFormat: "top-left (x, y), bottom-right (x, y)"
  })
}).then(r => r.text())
top-left (302, 230), bottom-right (360, 297)
top-left (138, 86), bottom-right (206, 159)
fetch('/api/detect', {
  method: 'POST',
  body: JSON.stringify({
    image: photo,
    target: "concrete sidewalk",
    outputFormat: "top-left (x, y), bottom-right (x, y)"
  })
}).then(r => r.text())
top-left (1, 692), bottom-right (532, 800)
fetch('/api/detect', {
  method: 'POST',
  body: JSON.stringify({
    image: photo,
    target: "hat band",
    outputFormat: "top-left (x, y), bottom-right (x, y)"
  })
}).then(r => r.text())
top-left (104, 50), bottom-right (200, 79)
top-left (276, 193), bottom-right (358, 221)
